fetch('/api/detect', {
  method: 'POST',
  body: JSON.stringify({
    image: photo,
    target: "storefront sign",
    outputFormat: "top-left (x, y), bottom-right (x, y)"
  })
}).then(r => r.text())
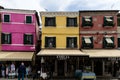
top-left (108, 57), bottom-right (120, 61)
top-left (56, 56), bottom-right (69, 60)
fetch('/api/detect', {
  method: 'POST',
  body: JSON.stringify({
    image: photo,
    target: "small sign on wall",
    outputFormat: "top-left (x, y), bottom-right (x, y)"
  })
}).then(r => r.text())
top-left (56, 55), bottom-right (69, 60)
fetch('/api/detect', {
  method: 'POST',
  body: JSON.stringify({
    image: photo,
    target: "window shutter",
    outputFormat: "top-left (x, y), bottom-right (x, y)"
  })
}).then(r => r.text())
top-left (45, 37), bottom-right (48, 47)
top-left (74, 17), bottom-right (77, 27)
top-left (1, 33), bottom-right (5, 44)
top-left (74, 37), bottom-right (77, 48)
top-left (24, 34), bottom-right (26, 44)
top-left (9, 34), bottom-right (11, 44)
top-left (66, 17), bottom-right (69, 26)
top-left (66, 37), bottom-right (69, 48)
top-left (53, 37), bottom-right (56, 47)
top-left (53, 17), bottom-right (56, 26)
top-left (30, 35), bottom-right (33, 44)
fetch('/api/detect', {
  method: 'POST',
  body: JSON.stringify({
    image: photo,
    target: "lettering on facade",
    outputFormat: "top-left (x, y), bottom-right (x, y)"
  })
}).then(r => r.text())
top-left (108, 57), bottom-right (120, 61)
top-left (56, 56), bottom-right (69, 60)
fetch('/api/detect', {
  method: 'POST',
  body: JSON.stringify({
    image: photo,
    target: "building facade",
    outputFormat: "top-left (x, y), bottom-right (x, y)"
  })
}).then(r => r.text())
top-left (38, 12), bottom-right (88, 77)
top-left (80, 10), bottom-right (118, 49)
top-left (0, 9), bottom-right (40, 64)
top-left (80, 10), bottom-right (119, 77)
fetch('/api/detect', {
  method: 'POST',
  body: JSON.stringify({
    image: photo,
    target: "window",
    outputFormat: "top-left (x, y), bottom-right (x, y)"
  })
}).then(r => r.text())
top-left (82, 36), bottom-right (93, 49)
top-left (67, 17), bottom-right (77, 27)
top-left (103, 16), bottom-right (114, 27)
top-left (103, 37), bottom-right (114, 48)
top-left (117, 18), bottom-right (120, 26)
top-left (26, 16), bottom-right (32, 23)
top-left (66, 37), bottom-right (77, 48)
top-left (45, 37), bottom-right (56, 48)
top-left (24, 34), bottom-right (33, 45)
top-left (82, 16), bottom-right (93, 27)
top-left (4, 14), bottom-right (10, 22)
top-left (1, 33), bottom-right (11, 44)
top-left (45, 17), bottom-right (56, 26)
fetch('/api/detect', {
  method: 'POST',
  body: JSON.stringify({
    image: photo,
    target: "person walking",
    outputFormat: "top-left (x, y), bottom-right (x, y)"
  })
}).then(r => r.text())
top-left (18, 62), bottom-right (26, 80)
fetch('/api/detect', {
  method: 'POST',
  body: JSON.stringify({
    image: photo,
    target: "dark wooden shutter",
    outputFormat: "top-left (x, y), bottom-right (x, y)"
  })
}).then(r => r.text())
top-left (45, 37), bottom-right (48, 47)
top-left (74, 37), bottom-right (77, 48)
top-left (30, 35), bottom-right (33, 44)
top-left (66, 17), bottom-right (69, 26)
top-left (24, 34), bottom-right (26, 44)
top-left (53, 17), bottom-right (56, 26)
top-left (74, 17), bottom-right (77, 27)
top-left (66, 37), bottom-right (69, 48)
top-left (53, 37), bottom-right (56, 47)
top-left (9, 34), bottom-right (11, 44)
top-left (1, 33), bottom-right (5, 44)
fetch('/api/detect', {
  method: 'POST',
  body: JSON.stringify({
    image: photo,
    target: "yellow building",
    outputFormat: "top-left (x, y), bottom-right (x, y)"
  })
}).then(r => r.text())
top-left (40, 12), bottom-right (79, 49)
top-left (38, 12), bottom-right (88, 77)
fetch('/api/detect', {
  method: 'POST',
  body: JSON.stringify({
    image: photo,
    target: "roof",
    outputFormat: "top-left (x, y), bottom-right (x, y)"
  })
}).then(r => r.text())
top-left (79, 10), bottom-right (119, 13)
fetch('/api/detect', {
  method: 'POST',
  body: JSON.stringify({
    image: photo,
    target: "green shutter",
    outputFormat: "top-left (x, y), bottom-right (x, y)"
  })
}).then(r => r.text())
top-left (30, 35), bottom-right (33, 44)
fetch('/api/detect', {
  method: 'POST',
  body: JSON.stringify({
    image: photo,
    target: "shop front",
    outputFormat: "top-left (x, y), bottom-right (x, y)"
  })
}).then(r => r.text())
top-left (83, 49), bottom-right (120, 78)
top-left (37, 49), bottom-right (89, 78)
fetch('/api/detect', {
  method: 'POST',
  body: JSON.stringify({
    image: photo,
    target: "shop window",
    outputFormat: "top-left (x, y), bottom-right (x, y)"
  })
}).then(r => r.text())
top-left (82, 16), bottom-right (93, 27)
top-left (66, 37), bottom-right (77, 48)
top-left (1, 33), bottom-right (11, 44)
top-left (45, 37), bottom-right (56, 48)
top-left (103, 36), bottom-right (115, 48)
top-left (66, 17), bottom-right (77, 27)
top-left (24, 34), bottom-right (33, 45)
top-left (45, 17), bottom-right (56, 26)
top-left (26, 16), bottom-right (32, 23)
top-left (4, 14), bottom-right (10, 22)
top-left (82, 36), bottom-right (93, 49)
top-left (103, 16), bottom-right (114, 27)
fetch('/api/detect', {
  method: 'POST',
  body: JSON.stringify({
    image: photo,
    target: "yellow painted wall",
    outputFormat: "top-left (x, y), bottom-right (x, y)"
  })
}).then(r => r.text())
top-left (41, 15), bottom-right (79, 49)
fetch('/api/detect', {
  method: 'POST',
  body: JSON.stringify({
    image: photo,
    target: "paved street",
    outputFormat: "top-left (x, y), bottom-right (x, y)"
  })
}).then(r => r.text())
top-left (0, 78), bottom-right (35, 80)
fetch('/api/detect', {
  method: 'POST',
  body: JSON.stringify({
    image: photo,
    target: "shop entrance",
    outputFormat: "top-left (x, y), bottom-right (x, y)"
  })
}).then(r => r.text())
top-left (57, 60), bottom-right (64, 76)
top-left (94, 61), bottom-right (103, 76)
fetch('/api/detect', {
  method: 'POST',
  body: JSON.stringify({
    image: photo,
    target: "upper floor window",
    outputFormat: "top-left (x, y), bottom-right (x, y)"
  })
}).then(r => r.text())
top-left (45, 17), bottom-right (56, 26)
top-left (82, 16), bottom-right (93, 27)
top-left (45, 37), bottom-right (56, 48)
top-left (1, 33), bottom-right (11, 44)
top-left (66, 17), bottom-right (77, 27)
top-left (103, 16), bottom-right (114, 27)
top-left (66, 37), bottom-right (77, 48)
top-left (82, 36), bottom-right (93, 49)
top-left (26, 16), bottom-right (32, 24)
top-left (24, 34), bottom-right (33, 45)
top-left (103, 36), bottom-right (115, 48)
top-left (4, 14), bottom-right (10, 22)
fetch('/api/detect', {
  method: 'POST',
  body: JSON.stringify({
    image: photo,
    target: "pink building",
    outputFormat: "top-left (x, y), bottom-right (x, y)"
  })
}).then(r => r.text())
top-left (0, 9), bottom-right (40, 51)
top-left (80, 10), bottom-right (118, 49)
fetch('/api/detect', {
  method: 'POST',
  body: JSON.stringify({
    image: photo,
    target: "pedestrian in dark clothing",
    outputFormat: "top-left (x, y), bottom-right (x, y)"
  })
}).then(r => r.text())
top-left (18, 62), bottom-right (26, 80)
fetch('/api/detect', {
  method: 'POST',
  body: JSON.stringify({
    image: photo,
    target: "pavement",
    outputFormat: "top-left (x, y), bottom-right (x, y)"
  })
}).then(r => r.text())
top-left (0, 78), bottom-right (35, 80)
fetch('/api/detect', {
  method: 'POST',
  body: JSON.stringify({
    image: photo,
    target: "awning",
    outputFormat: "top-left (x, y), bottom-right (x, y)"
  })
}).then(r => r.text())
top-left (0, 51), bottom-right (34, 61)
top-left (83, 49), bottom-right (120, 58)
top-left (84, 38), bottom-right (91, 44)
top-left (37, 49), bottom-right (88, 56)
top-left (85, 18), bottom-right (91, 22)
top-left (105, 38), bottom-right (113, 43)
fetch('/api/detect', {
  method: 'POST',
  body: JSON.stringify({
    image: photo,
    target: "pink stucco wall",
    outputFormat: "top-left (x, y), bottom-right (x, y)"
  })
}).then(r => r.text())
top-left (1, 12), bottom-right (38, 51)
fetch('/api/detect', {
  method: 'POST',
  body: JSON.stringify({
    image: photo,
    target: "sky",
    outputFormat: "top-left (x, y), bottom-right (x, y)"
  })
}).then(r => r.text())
top-left (0, 0), bottom-right (120, 11)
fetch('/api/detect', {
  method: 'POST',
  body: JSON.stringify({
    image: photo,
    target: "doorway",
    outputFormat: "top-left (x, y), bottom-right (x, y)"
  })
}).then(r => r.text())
top-left (94, 61), bottom-right (103, 76)
top-left (57, 60), bottom-right (64, 76)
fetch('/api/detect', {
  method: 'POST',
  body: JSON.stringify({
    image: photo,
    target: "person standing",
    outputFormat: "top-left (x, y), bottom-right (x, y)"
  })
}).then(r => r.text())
top-left (18, 62), bottom-right (26, 80)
